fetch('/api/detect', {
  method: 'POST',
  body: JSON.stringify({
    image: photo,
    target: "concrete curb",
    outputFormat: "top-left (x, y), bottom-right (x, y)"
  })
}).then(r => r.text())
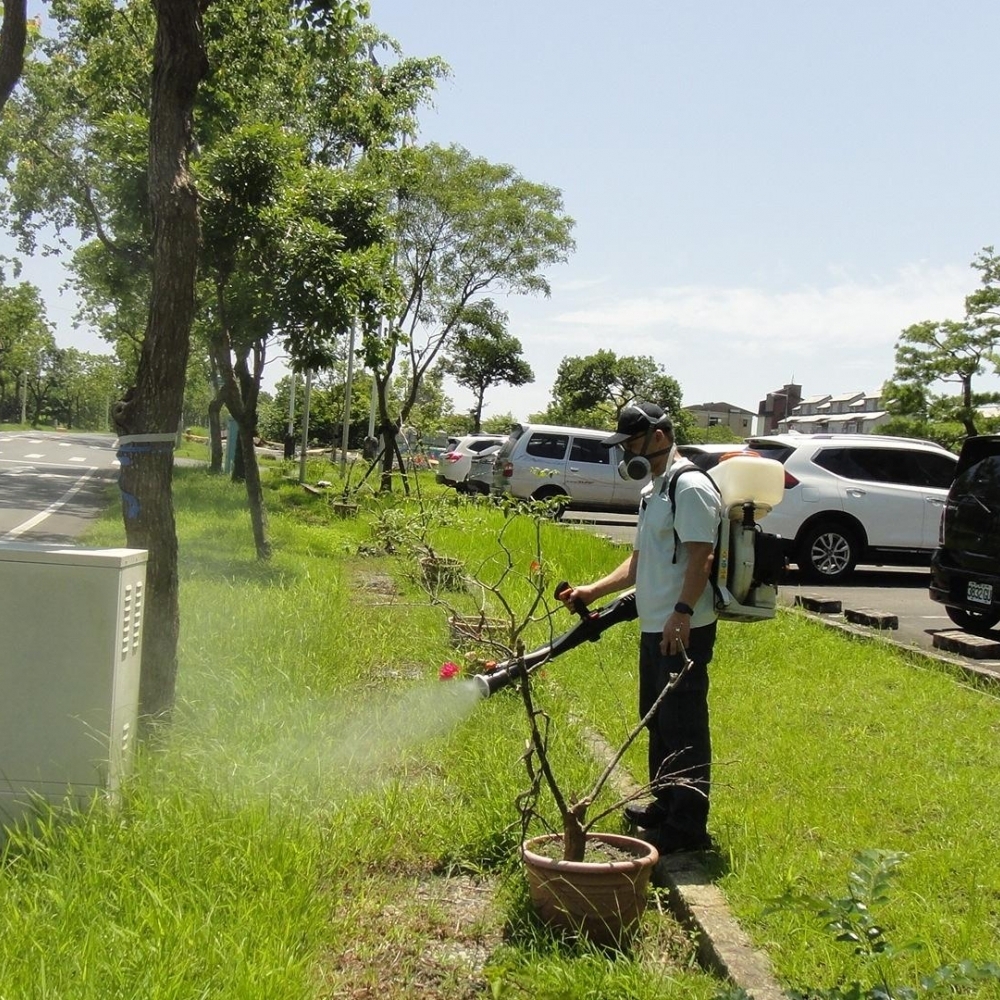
top-left (654, 854), bottom-right (785, 1000)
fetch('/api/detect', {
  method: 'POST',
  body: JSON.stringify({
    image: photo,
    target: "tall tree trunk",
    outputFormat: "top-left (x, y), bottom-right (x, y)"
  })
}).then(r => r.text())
top-left (472, 388), bottom-right (485, 433)
top-left (237, 423), bottom-right (270, 558)
top-left (0, 0), bottom-right (27, 114)
top-left (208, 293), bottom-right (271, 558)
top-left (207, 390), bottom-right (224, 472)
top-left (961, 375), bottom-right (978, 437)
top-left (112, 0), bottom-right (207, 724)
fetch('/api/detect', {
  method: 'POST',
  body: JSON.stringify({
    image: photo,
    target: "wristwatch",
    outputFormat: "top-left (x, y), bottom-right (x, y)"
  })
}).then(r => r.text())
top-left (674, 601), bottom-right (694, 616)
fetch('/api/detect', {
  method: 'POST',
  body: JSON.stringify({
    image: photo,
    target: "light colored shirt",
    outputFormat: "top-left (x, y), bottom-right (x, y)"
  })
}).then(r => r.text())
top-left (633, 458), bottom-right (722, 632)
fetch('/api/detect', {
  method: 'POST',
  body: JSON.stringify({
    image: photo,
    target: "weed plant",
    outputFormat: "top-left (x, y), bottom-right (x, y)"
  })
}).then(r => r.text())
top-left (1, 468), bottom-right (997, 998)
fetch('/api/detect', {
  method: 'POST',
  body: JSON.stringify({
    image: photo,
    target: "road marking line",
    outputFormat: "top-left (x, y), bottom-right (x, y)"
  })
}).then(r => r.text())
top-left (1, 468), bottom-right (102, 540)
top-left (0, 457), bottom-right (117, 469)
top-left (24, 453), bottom-right (43, 459)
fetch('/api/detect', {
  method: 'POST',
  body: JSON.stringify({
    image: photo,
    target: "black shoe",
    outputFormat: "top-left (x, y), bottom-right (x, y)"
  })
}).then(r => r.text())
top-left (622, 799), bottom-right (670, 829)
top-left (649, 829), bottom-right (712, 854)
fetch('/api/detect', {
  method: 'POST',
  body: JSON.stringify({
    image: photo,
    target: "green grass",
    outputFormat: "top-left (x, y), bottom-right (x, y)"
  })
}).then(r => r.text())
top-left (542, 574), bottom-right (1000, 996)
top-left (1, 469), bottom-right (997, 999)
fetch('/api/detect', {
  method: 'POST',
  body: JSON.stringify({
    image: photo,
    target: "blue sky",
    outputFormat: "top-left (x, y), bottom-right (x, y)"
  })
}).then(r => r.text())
top-left (368, 0), bottom-right (1000, 420)
top-left (10, 1), bottom-right (1000, 424)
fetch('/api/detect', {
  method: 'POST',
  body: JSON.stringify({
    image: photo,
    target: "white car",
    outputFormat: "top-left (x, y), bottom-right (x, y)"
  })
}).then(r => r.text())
top-left (491, 423), bottom-right (644, 512)
top-left (436, 435), bottom-right (506, 491)
top-left (744, 433), bottom-right (958, 582)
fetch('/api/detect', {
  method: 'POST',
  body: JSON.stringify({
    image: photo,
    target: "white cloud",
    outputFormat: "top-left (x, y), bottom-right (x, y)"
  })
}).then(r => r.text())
top-left (549, 262), bottom-right (971, 352)
top-left (476, 261), bottom-right (996, 418)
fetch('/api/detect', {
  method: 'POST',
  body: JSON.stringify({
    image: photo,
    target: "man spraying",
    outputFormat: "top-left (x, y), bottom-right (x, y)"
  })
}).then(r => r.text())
top-left (559, 402), bottom-right (722, 853)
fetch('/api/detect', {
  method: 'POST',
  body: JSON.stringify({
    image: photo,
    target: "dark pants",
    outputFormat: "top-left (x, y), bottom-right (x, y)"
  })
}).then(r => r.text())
top-left (638, 623), bottom-right (717, 839)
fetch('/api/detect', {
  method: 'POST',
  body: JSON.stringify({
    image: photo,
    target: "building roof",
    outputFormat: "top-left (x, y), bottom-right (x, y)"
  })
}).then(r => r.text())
top-left (784, 414), bottom-right (830, 426)
top-left (686, 401), bottom-right (757, 416)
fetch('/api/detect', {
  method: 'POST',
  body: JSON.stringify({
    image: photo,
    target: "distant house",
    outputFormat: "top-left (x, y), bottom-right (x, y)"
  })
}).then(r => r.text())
top-left (685, 401), bottom-right (757, 436)
top-left (779, 389), bottom-right (888, 434)
top-left (757, 382), bottom-right (802, 433)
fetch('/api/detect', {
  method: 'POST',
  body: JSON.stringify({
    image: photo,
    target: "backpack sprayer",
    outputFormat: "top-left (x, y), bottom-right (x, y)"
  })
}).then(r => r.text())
top-left (472, 582), bottom-right (638, 698)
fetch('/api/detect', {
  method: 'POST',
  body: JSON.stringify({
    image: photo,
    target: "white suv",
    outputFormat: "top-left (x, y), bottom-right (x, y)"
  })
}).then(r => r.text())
top-left (436, 435), bottom-right (506, 491)
top-left (745, 433), bottom-right (958, 582)
top-left (491, 423), bottom-right (645, 512)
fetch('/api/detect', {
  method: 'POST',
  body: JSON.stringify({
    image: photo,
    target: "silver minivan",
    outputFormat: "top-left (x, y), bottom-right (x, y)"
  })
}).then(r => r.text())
top-left (491, 423), bottom-right (645, 512)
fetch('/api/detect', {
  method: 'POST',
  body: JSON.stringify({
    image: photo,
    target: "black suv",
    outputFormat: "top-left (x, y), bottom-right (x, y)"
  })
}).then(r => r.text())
top-left (929, 434), bottom-right (1000, 635)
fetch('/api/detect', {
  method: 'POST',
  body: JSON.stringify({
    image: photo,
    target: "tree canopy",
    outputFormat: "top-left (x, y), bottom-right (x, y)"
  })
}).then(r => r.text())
top-left (363, 142), bottom-right (574, 486)
top-left (537, 349), bottom-right (692, 440)
top-left (441, 299), bottom-right (533, 432)
top-left (885, 246), bottom-right (1000, 440)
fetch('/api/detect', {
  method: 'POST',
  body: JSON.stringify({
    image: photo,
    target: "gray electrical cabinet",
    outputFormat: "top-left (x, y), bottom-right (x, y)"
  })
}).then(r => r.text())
top-left (0, 544), bottom-right (147, 833)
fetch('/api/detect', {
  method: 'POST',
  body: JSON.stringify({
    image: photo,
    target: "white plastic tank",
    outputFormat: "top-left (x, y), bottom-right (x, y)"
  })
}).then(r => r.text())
top-left (711, 454), bottom-right (784, 512)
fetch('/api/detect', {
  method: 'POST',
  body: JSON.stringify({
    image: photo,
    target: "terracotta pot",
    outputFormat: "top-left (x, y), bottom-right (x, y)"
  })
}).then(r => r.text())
top-left (521, 832), bottom-right (659, 947)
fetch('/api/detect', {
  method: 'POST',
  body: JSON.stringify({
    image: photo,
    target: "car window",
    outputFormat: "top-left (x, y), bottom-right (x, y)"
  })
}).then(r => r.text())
top-left (470, 439), bottom-right (500, 453)
top-left (496, 436), bottom-right (518, 459)
top-left (813, 447), bottom-right (953, 488)
top-left (955, 454), bottom-right (1000, 502)
top-left (745, 442), bottom-right (794, 464)
top-left (525, 433), bottom-right (569, 461)
top-left (812, 447), bottom-right (886, 482)
top-left (908, 452), bottom-right (957, 489)
top-left (569, 436), bottom-right (610, 465)
top-left (812, 447), bottom-right (897, 484)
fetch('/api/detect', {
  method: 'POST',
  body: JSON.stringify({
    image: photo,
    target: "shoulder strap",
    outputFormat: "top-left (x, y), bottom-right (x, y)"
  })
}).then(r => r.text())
top-left (665, 465), bottom-right (725, 609)
top-left (666, 464), bottom-right (718, 511)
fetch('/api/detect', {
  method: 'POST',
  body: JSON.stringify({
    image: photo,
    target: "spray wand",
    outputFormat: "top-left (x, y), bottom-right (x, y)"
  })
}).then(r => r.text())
top-left (472, 582), bottom-right (639, 698)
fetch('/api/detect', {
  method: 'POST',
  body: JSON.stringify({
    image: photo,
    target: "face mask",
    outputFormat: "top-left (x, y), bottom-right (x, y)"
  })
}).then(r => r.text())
top-left (617, 442), bottom-right (677, 481)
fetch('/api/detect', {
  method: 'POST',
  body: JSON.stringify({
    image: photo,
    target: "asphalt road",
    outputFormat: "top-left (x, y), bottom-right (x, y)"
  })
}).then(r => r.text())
top-left (559, 509), bottom-right (994, 662)
top-left (0, 430), bottom-right (120, 544)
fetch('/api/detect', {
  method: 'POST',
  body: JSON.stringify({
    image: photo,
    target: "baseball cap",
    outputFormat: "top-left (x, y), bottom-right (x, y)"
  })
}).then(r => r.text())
top-left (602, 402), bottom-right (673, 446)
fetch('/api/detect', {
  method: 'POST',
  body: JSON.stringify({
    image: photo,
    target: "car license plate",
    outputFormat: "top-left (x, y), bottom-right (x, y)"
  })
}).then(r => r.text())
top-left (967, 580), bottom-right (993, 606)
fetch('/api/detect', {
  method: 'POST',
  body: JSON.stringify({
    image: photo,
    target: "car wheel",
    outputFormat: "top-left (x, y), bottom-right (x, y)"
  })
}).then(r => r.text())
top-left (797, 521), bottom-right (859, 583)
top-left (944, 606), bottom-right (1000, 635)
top-left (531, 485), bottom-right (569, 519)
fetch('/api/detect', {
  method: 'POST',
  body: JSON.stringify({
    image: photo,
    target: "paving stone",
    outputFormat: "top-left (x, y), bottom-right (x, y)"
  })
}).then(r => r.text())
top-left (844, 607), bottom-right (899, 629)
top-left (932, 629), bottom-right (1000, 660)
top-left (794, 594), bottom-right (842, 614)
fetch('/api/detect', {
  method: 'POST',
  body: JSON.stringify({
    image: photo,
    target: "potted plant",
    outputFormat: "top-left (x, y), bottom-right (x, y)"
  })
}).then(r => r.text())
top-left (429, 506), bottom-right (697, 947)
top-left (513, 641), bottom-right (693, 947)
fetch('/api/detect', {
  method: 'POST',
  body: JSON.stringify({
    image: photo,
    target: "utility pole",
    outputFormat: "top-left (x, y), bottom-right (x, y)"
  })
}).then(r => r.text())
top-left (297, 369), bottom-right (313, 484)
top-left (20, 371), bottom-right (27, 425)
top-left (284, 372), bottom-right (297, 459)
top-left (339, 323), bottom-right (356, 476)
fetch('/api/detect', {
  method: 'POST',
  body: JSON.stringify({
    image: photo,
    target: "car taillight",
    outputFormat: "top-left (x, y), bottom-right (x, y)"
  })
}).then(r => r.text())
top-left (783, 471), bottom-right (799, 489)
top-left (444, 452), bottom-right (461, 463)
top-left (502, 461), bottom-right (513, 478)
